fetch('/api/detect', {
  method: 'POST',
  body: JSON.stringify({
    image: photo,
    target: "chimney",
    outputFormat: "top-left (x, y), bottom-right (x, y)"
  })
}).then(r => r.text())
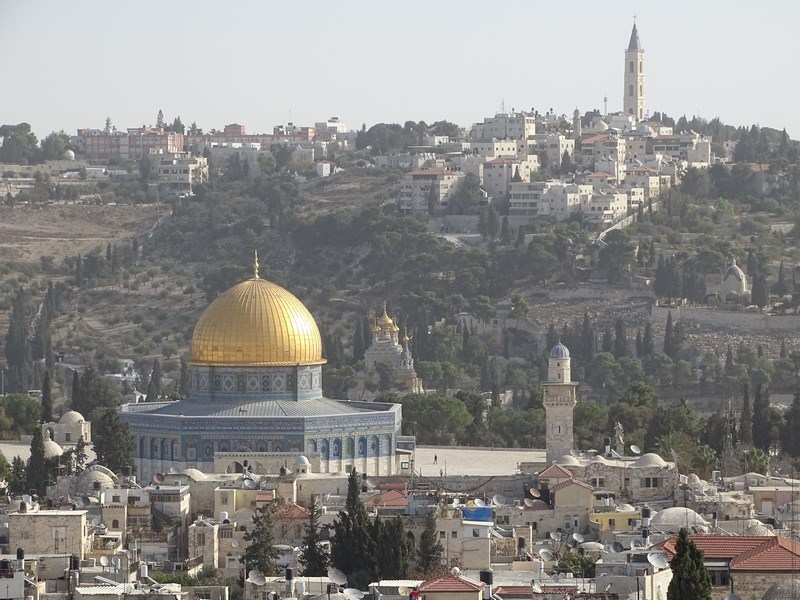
top-left (479, 570), bottom-right (493, 600)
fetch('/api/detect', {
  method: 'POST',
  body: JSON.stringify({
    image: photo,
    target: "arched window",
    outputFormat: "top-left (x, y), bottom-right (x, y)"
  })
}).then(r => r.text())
top-left (629, 84), bottom-right (634, 97)
top-left (112, 519), bottom-right (120, 529)
top-left (639, 61), bottom-right (643, 72)
top-left (629, 61), bottom-right (634, 73)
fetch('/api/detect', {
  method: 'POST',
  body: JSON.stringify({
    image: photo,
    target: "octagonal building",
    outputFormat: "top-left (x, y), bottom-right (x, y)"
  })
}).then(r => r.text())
top-left (121, 256), bottom-right (406, 481)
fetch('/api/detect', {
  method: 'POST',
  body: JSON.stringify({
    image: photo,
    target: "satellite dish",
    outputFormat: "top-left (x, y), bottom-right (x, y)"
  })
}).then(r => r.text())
top-left (100, 556), bottom-right (109, 567)
top-left (630, 445), bottom-right (642, 455)
top-left (112, 557), bottom-right (121, 570)
top-left (572, 532), bottom-right (584, 544)
top-left (231, 540), bottom-right (239, 548)
top-left (248, 570), bottom-right (267, 586)
top-left (492, 494), bottom-right (506, 506)
top-left (243, 478), bottom-right (257, 489)
top-left (550, 531), bottom-right (562, 542)
top-left (81, 495), bottom-right (92, 506)
top-left (451, 498), bottom-right (459, 508)
top-left (538, 548), bottom-right (556, 562)
top-left (343, 589), bottom-right (364, 599)
top-left (474, 498), bottom-right (485, 507)
top-left (647, 552), bottom-right (669, 569)
top-left (398, 588), bottom-right (411, 596)
top-left (153, 473), bottom-right (165, 484)
top-left (612, 541), bottom-right (625, 553)
top-left (328, 567), bottom-right (347, 586)
top-left (449, 567), bottom-right (460, 577)
top-left (168, 467), bottom-right (179, 474)
top-left (91, 517), bottom-right (101, 526)
top-left (524, 498), bottom-right (536, 508)
top-left (529, 488), bottom-right (541, 498)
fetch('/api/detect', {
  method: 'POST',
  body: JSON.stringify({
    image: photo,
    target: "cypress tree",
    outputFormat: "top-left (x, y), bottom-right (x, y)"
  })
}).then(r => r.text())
top-left (9, 456), bottom-right (26, 495)
top-left (71, 370), bottom-right (82, 411)
top-left (667, 528), bottom-right (712, 600)
top-left (92, 408), bottom-right (135, 473)
top-left (781, 391), bottom-right (800, 457)
top-left (601, 328), bottom-right (613, 353)
top-left (752, 383), bottom-right (772, 451)
top-left (642, 323), bottom-right (654, 356)
top-left (299, 496), bottom-right (328, 576)
top-left (780, 340), bottom-right (788, 359)
top-left (178, 357), bottom-right (190, 396)
top-left (150, 359), bottom-right (162, 398)
top-left (635, 329), bottom-right (643, 358)
top-left (75, 254), bottom-right (83, 287)
top-left (416, 509), bottom-right (444, 575)
top-left (27, 428), bottom-right (48, 496)
top-left (242, 503), bottom-right (279, 576)
top-left (725, 345), bottom-right (735, 375)
top-left (353, 319), bottom-right (366, 362)
top-left (580, 312), bottom-right (594, 362)
top-left (663, 311), bottom-right (675, 357)
top-left (739, 382), bottom-right (753, 446)
top-left (41, 370), bottom-right (53, 423)
top-left (330, 469), bottom-right (377, 589)
top-left (613, 318), bottom-right (627, 358)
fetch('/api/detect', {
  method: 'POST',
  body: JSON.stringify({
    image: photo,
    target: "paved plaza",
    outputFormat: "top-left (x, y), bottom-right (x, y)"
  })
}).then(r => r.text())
top-left (413, 445), bottom-right (545, 477)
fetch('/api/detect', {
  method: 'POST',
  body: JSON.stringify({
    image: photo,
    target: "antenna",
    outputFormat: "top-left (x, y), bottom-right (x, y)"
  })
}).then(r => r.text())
top-left (248, 570), bottom-right (267, 586)
top-left (327, 567), bottom-right (347, 586)
top-left (572, 532), bottom-right (584, 544)
top-left (100, 556), bottom-right (109, 567)
top-left (647, 552), bottom-right (668, 569)
top-left (630, 445), bottom-right (642, 455)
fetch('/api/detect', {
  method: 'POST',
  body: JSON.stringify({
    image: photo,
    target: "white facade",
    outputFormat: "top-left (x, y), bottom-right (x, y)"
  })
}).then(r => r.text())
top-left (398, 169), bottom-right (464, 216)
top-left (471, 112), bottom-right (537, 141)
top-left (581, 188), bottom-right (628, 225)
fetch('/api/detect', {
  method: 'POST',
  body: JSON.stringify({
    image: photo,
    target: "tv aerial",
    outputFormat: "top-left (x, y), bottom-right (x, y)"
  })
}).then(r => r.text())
top-left (328, 567), bottom-right (348, 586)
top-left (538, 548), bottom-right (556, 562)
top-left (248, 570), bottom-right (267, 585)
top-left (572, 532), bottom-right (584, 544)
top-left (647, 552), bottom-right (669, 570)
top-left (630, 445), bottom-right (642, 455)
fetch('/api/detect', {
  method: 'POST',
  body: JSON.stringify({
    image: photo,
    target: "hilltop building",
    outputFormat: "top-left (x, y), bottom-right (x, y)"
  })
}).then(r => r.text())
top-left (121, 254), bottom-right (408, 481)
top-left (542, 342), bottom-right (577, 464)
top-left (624, 22), bottom-right (646, 120)
top-left (353, 304), bottom-right (423, 400)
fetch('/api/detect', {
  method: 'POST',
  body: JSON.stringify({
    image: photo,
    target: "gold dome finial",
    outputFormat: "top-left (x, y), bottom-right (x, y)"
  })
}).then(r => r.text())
top-left (253, 250), bottom-right (260, 279)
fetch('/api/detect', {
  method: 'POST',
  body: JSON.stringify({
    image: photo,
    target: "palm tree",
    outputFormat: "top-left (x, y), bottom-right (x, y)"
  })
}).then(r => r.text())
top-left (741, 447), bottom-right (769, 475)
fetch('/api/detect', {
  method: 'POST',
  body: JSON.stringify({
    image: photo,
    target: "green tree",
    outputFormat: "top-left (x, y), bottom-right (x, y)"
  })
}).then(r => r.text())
top-left (752, 383), bottom-right (773, 451)
top-left (41, 370), bottom-right (53, 423)
top-left (781, 391), bottom-right (800, 457)
top-left (0, 123), bottom-right (39, 164)
top-left (9, 456), bottom-right (26, 495)
top-left (416, 509), bottom-right (444, 574)
top-left (299, 496), bottom-right (328, 576)
top-left (510, 294), bottom-right (529, 327)
top-left (92, 407), bottom-right (135, 473)
top-left (242, 503), bottom-right (279, 576)
top-left (557, 551), bottom-right (596, 577)
top-left (739, 383), bottom-right (753, 446)
top-left (663, 311), bottom-right (676, 358)
top-left (0, 451), bottom-right (9, 482)
top-left (330, 469), bottom-right (376, 589)
top-left (599, 229), bottom-right (636, 283)
top-left (667, 528), bottom-right (712, 600)
top-left (27, 428), bottom-right (48, 496)
top-left (613, 318), bottom-right (627, 358)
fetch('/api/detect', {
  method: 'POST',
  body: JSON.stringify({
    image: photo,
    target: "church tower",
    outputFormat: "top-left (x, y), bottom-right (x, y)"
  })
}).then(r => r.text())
top-left (623, 22), bottom-right (645, 121)
top-left (542, 341), bottom-right (578, 464)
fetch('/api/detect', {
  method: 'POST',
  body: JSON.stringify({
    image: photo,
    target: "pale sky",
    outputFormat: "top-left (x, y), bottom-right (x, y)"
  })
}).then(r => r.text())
top-left (2, 0), bottom-right (799, 140)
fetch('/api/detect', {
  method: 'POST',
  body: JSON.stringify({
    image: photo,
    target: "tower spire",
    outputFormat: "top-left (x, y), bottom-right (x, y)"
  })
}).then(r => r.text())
top-left (253, 250), bottom-right (260, 279)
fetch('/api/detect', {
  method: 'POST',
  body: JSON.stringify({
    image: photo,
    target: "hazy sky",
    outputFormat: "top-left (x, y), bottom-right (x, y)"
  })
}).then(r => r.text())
top-left (3, 1), bottom-right (799, 139)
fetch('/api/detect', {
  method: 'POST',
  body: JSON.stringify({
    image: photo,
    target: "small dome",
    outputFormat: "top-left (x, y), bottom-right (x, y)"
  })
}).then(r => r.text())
top-left (558, 455), bottom-right (581, 466)
top-left (60, 410), bottom-right (85, 424)
top-left (182, 468), bottom-right (207, 481)
top-left (687, 473), bottom-right (701, 484)
top-left (550, 342), bottom-right (570, 359)
top-left (633, 453), bottom-right (667, 468)
top-left (763, 580), bottom-right (800, 600)
top-left (744, 523), bottom-right (775, 536)
top-left (651, 507), bottom-right (708, 533)
top-left (294, 455), bottom-right (311, 466)
top-left (723, 259), bottom-right (745, 283)
top-left (43, 439), bottom-right (63, 458)
top-left (76, 470), bottom-right (115, 494)
top-left (63, 149), bottom-right (76, 161)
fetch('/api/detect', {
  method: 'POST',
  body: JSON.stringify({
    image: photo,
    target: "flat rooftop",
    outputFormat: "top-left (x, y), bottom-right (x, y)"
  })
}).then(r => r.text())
top-left (414, 446), bottom-right (545, 477)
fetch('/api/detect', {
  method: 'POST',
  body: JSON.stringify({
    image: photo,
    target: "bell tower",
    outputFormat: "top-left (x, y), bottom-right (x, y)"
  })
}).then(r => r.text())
top-left (543, 342), bottom-right (578, 464)
top-left (623, 21), bottom-right (645, 121)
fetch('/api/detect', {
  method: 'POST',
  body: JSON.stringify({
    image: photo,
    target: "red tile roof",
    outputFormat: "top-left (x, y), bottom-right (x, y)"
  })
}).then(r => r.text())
top-left (274, 503), bottom-right (311, 520)
top-left (539, 464), bottom-right (573, 479)
top-left (485, 157), bottom-right (520, 165)
top-left (657, 535), bottom-right (800, 572)
top-left (364, 489), bottom-right (408, 508)
top-left (494, 586), bottom-right (533, 598)
top-left (418, 574), bottom-right (483, 593)
top-left (551, 478), bottom-right (593, 492)
top-left (582, 134), bottom-right (609, 144)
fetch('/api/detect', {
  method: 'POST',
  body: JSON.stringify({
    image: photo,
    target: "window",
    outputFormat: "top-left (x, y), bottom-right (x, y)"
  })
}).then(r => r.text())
top-left (196, 533), bottom-right (206, 546)
top-left (112, 519), bottom-right (120, 528)
top-left (591, 477), bottom-right (605, 488)
top-left (709, 570), bottom-right (729, 586)
top-left (221, 495), bottom-right (229, 505)
top-left (642, 477), bottom-right (661, 488)
top-left (112, 495), bottom-right (121, 503)
top-left (52, 527), bottom-right (66, 540)
top-left (629, 85), bottom-right (634, 97)
top-left (65, 433), bottom-right (71, 442)
top-left (439, 531), bottom-right (446, 539)
top-left (220, 529), bottom-right (233, 539)
top-left (608, 518), bottom-right (616, 528)
top-left (629, 61), bottom-right (634, 73)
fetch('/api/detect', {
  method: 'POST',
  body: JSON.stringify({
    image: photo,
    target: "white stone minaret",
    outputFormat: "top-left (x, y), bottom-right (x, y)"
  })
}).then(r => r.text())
top-left (623, 22), bottom-right (645, 121)
top-left (542, 342), bottom-right (578, 464)
top-left (573, 108), bottom-right (582, 139)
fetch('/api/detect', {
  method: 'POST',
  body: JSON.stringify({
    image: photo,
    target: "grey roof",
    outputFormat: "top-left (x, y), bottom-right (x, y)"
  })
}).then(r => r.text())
top-left (141, 397), bottom-right (392, 418)
top-left (628, 23), bottom-right (641, 51)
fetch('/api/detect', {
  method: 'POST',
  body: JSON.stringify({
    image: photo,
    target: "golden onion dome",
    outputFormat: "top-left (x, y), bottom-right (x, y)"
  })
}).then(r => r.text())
top-left (190, 270), bottom-right (324, 367)
top-left (377, 304), bottom-right (395, 329)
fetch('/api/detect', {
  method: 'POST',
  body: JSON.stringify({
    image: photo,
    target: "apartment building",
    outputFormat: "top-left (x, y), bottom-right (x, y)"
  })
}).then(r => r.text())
top-left (398, 169), bottom-right (464, 216)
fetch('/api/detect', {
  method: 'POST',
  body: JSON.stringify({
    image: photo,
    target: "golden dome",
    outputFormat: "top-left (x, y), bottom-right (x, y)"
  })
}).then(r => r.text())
top-left (190, 275), bottom-right (324, 367)
top-left (377, 303), bottom-right (398, 331)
